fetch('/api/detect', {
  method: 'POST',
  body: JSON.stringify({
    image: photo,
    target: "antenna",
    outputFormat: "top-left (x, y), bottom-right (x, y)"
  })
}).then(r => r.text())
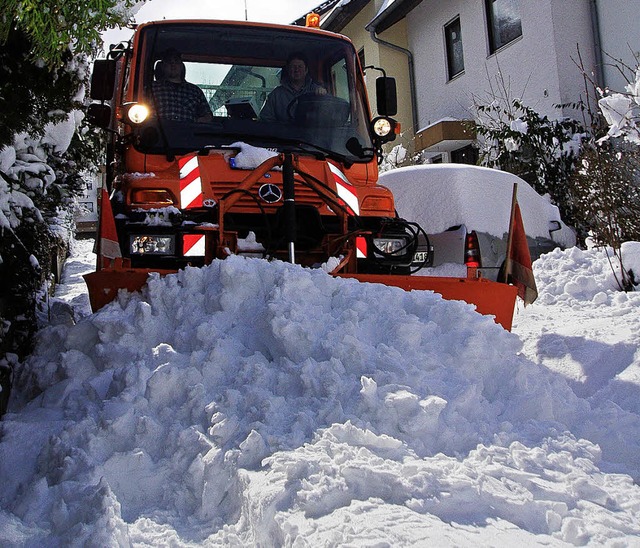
top-left (244, 0), bottom-right (248, 21)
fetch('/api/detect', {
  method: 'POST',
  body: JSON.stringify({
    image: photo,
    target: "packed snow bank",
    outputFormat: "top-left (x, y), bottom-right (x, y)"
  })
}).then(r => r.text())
top-left (535, 242), bottom-right (640, 304)
top-left (379, 164), bottom-right (574, 246)
top-left (1, 252), bottom-right (640, 545)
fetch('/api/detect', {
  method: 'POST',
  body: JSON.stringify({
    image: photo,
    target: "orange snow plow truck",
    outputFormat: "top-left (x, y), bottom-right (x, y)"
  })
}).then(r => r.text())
top-left (85, 18), bottom-right (518, 329)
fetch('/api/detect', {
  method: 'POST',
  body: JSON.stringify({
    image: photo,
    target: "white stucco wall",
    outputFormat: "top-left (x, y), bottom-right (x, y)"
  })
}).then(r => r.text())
top-left (405, 0), bottom-right (597, 130)
top-left (595, 0), bottom-right (640, 93)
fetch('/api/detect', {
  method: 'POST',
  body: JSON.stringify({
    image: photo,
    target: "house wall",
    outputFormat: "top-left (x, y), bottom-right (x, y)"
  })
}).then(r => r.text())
top-left (340, 1), bottom-right (416, 155)
top-left (595, 0), bottom-right (640, 92)
top-left (405, 0), bottom-right (597, 134)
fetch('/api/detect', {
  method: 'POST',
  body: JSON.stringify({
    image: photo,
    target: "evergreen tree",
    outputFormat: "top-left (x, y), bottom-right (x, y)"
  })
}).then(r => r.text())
top-left (0, 0), bottom-right (139, 148)
top-left (0, 0), bottom-right (139, 68)
top-left (0, 1), bottom-right (139, 408)
top-left (0, 28), bottom-right (84, 147)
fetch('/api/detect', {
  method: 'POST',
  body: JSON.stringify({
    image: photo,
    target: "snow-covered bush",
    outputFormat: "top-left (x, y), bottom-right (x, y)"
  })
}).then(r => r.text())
top-left (472, 97), bottom-right (586, 234)
top-left (574, 58), bottom-right (640, 291)
top-left (568, 143), bottom-right (640, 290)
top-left (598, 65), bottom-right (640, 145)
top-left (379, 144), bottom-right (409, 172)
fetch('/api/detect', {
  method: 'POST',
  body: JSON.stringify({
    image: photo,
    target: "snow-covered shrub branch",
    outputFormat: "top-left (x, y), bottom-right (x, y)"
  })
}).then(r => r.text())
top-left (563, 52), bottom-right (640, 290)
top-left (568, 143), bottom-right (640, 290)
top-left (598, 65), bottom-right (640, 145)
top-left (379, 144), bottom-right (408, 172)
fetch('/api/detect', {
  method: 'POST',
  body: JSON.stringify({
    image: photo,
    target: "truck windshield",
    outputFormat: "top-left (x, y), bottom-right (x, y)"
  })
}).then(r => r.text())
top-left (132, 22), bottom-right (374, 163)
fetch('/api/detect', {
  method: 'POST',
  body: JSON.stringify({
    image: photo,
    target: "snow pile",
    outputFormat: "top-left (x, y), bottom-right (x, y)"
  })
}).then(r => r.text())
top-left (534, 242), bottom-right (640, 304)
top-left (379, 164), bottom-right (574, 246)
top-left (1, 245), bottom-right (640, 545)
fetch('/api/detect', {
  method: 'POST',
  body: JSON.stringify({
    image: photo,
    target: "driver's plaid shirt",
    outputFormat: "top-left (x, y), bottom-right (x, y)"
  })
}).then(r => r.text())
top-left (151, 80), bottom-right (211, 122)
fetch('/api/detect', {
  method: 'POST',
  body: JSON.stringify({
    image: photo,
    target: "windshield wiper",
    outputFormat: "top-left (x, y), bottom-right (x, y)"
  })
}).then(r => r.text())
top-left (258, 134), bottom-right (374, 167)
top-left (192, 125), bottom-right (374, 166)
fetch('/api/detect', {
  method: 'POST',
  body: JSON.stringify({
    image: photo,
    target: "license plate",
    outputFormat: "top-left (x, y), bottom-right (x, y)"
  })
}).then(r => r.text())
top-left (412, 251), bottom-right (430, 264)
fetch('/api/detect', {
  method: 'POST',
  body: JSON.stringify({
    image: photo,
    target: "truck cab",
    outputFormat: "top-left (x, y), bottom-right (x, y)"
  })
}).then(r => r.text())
top-left (89, 20), bottom-right (406, 274)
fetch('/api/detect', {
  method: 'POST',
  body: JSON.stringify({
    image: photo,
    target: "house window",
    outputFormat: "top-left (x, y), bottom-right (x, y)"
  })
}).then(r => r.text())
top-left (485, 0), bottom-right (522, 53)
top-left (451, 145), bottom-right (478, 165)
top-left (444, 17), bottom-right (464, 80)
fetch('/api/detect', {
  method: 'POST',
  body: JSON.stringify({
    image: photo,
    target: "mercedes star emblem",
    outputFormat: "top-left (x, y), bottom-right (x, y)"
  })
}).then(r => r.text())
top-left (258, 183), bottom-right (282, 203)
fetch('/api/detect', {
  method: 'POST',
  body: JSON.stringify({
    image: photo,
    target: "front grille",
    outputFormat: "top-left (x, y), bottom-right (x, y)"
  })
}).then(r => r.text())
top-left (211, 179), bottom-right (327, 211)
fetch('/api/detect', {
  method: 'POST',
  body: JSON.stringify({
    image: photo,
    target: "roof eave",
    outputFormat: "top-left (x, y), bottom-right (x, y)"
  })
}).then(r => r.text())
top-left (321, 0), bottom-right (372, 33)
top-left (366, 0), bottom-right (424, 34)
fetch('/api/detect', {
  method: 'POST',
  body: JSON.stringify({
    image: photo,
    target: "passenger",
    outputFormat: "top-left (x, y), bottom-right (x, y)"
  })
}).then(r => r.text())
top-left (151, 49), bottom-right (213, 123)
top-left (260, 52), bottom-right (326, 123)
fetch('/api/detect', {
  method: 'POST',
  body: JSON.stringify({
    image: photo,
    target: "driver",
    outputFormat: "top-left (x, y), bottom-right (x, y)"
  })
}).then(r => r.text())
top-left (259, 52), bottom-right (326, 123)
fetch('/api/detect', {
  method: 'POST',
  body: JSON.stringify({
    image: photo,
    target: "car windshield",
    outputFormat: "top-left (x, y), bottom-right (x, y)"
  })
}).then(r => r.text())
top-left (132, 22), bottom-right (374, 163)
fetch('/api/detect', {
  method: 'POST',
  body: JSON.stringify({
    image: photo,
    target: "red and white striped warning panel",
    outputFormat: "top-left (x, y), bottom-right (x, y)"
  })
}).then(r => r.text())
top-left (356, 236), bottom-right (367, 258)
top-left (328, 163), bottom-right (359, 216)
top-left (183, 234), bottom-right (205, 257)
top-left (178, 154), bottom-right (204, 209)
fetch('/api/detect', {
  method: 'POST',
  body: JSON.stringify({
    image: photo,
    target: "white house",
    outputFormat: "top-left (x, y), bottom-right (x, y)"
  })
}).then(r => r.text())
top-left (307, 0), bottom-right (640, 163)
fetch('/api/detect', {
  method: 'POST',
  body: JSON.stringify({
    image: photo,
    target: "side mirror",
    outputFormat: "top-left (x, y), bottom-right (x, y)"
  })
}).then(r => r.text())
top-left (87, 104), bottom-right (112, 129)
top-left (548, 220), bottom-right (562, 232)
top-left (376, 76), bottom-right (397, 117)
top-left (90, 59), bottom-right (116, 101)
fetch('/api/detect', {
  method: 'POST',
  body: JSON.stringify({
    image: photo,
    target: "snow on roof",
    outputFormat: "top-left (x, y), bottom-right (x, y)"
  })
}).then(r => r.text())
top-left (379, 163), bottom-right (561, 239)
top-left (366, 0), bottom-right (398, 29)
top-left (416, 116), bottom-right (465, 134)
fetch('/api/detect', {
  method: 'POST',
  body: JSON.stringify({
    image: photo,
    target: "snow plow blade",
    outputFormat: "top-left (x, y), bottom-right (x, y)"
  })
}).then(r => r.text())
top-left (84, 268), bottom-right (177, 313)
top-left (85, 269), bottom-right (517, 331)
top-left (335, 274), bottom-right (519, 331)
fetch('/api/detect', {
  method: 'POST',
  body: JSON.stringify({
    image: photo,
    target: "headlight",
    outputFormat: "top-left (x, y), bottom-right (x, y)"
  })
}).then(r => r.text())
top-left (130, 235), bottom-right (175, 255)
top-left (373, 117), bottom-right (393, 137)
top-left (372, 236), bottom-right (409, 256)
top-left (371, 116), bottom-right (398, 142)
top-left (124, 103), bottom-right (150, 125)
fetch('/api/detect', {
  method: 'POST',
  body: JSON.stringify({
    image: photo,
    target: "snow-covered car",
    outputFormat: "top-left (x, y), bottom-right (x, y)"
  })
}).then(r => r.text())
top-left (379, 164), bottom-right (576, 280)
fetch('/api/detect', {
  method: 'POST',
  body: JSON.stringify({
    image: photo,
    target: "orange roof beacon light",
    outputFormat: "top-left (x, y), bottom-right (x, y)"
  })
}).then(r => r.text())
top-left (305, 13), bottom-right (320, 28)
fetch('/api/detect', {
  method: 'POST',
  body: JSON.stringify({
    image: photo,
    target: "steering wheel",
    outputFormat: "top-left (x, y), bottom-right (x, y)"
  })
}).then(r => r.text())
top-left (286, 93), bottom-right (349, 126)
top-left (287, 93), bottom-right (317, 121)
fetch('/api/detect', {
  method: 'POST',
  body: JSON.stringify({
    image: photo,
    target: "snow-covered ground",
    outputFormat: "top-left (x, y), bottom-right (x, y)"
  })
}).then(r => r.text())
top-left (1, 238), bottom-right (640, 546)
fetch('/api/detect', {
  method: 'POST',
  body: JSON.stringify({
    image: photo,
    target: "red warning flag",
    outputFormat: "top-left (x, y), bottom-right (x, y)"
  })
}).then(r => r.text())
top-left (98, 188), bottom-right (122, 267)
top-left (503, 184), bottom-right (538, 305)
